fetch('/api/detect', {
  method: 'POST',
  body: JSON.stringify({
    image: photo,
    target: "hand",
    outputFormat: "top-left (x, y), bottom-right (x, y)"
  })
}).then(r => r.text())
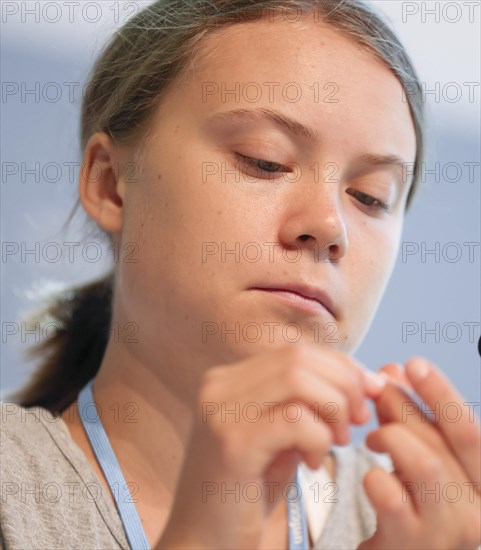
top-left (359, 357), bottom-right (481, 550)
top-left (154, 342), bottom-right (385, 549)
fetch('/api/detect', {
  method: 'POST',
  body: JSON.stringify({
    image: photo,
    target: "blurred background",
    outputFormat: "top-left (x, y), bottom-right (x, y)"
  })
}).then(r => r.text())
top-left (1, 1), bottom-right (480, 440)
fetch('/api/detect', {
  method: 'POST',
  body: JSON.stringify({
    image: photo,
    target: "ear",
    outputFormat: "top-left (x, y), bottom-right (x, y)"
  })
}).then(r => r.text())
top-left (79, 132), bottom-right (128, 233)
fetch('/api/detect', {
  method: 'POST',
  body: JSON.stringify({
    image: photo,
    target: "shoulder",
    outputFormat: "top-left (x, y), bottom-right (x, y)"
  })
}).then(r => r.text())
top-left (1, 400), bottom-right (69, 448)
top-left (0, 401), bottom-right (72, 486)
top-left (0, 400), bottom-right (79, 486)
top-left (0, 401), bottom-right (128, 550)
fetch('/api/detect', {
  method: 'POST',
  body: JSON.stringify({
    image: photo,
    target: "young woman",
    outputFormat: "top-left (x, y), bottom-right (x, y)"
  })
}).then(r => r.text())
top-left (1, 1), bottom-right (479, 549)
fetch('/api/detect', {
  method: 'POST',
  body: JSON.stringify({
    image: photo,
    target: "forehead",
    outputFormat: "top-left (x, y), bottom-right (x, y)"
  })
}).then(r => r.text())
top-left (187, 14), bottom-right (401, 98)
top-left (157, 14), bottom-right (416, 164)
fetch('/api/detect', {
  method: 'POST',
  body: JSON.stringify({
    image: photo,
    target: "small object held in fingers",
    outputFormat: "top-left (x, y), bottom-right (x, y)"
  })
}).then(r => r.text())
top-left (379, 373), bottom-right (436, 424)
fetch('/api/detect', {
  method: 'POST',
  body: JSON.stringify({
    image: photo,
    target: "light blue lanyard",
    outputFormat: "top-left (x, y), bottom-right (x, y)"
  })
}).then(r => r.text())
top-left (77, 378), bottom-right (309, 550)
top-left (288, 467), bottom-right (310, 549)
top-left (78, 378), bottom-right (150, 550)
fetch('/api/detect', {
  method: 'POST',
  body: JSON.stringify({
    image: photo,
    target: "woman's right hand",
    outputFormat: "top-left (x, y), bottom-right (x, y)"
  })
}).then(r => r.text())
top-left (155, 342), bottom-right (385, 549)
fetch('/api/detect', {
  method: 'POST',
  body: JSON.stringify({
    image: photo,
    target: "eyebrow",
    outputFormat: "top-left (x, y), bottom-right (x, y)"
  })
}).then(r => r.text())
top-left (206, 107), bottom-right (409, 168)
top-left (356, 152), bottom-right (407, 168)
top-left (206, 107), bottom-right (319, 142)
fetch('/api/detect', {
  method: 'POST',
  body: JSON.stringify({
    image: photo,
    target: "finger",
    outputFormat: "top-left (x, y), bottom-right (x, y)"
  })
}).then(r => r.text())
top-left (298, 349), bottom-right (385, 419)
top-left (359, 367), bottom-right (388, 399)
top-left (405, 356), bottom-right (481, 484)
top-left (378, 362), bottom-right (413, 389)
top-left (285, 345), bottom-right (381, 419)
top-left (372, 377), bottom-right (449, 454)
top-left (262, 448), bottom-right (302, 512)
top-left (220, 344), bottom-right (374, 425)
top-left (362, 466), bottom-right (418, 536)
top-left (371, 380), bottom-right (472, 490)
top-left (366, 423), bottom-right (453, 521)
top-left (223, 402), bottom-right (334, 477)
top-left (222, 366), bottom-right (355, 445)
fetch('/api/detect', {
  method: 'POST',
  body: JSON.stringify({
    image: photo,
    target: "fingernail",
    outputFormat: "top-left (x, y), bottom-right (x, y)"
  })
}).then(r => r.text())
top-left (407, 358), bottom-right (430, 381)
top-left (383, 362), bottom-right (403, 373)
top-left (363, 369), bottom-right (387, 389)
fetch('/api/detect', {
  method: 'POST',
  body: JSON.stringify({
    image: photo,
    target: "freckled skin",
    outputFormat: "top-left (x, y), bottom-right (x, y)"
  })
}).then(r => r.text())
top-left (68, 15), bottom-right (480, 550)
top-left (107, 13), bottom-right (415, 376)
top-left (79, 11), bottom-right (416, 402)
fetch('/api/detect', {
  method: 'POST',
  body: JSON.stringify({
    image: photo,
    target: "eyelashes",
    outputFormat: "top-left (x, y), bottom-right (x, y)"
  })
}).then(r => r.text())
top-left (345, 189), bottom-right (390, 212)
top-left (233, 153), bottom-right (392, 213)
top-left (234, 152), bottom-right (289, 177)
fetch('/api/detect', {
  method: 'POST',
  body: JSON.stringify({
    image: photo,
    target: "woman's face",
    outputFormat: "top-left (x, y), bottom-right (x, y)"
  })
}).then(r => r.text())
top-left (112, 13), bottom-right (416, 369)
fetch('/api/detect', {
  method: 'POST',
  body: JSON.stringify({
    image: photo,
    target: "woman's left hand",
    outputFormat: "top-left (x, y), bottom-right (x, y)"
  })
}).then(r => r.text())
top-left (358, 357), bottom-right (481, 550)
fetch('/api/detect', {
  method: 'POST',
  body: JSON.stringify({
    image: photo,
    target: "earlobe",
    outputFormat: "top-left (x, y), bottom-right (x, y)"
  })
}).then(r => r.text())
top-left (79, 132), bottom-right (126, 234)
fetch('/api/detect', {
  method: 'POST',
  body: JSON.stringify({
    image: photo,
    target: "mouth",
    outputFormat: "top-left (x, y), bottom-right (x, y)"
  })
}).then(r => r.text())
top-left (249, 284), bottom-right (337, 319)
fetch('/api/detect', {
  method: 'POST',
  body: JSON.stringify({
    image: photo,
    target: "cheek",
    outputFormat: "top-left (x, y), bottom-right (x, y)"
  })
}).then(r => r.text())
top-left (143, 153), bottom-right (263, 256)
top-left (348, 220), bottom-right (402, 309)
top-left (118, 159), bottom-right (253, 304)
top-left (336, 222), bottom-right (402, 353)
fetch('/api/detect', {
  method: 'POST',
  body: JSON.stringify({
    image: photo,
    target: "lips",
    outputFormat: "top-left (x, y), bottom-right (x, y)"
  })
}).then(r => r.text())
top-left (249, 283), bottom-right (337, 318)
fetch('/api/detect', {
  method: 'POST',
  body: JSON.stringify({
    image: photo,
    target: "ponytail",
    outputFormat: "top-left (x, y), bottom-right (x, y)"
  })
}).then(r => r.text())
top-left (5, 271), bottom-right (114, 415)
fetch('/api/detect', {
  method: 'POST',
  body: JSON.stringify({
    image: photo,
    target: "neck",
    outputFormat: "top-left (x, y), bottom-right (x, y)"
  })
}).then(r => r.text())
top-left (60, 334), bottom-right (200, 540)
top-left (93, 347), bottom-right (194, 498)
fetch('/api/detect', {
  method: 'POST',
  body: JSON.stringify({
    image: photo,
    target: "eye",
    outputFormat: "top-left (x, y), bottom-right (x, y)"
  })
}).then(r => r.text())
top-left (234, 153), bottom-right (290, 179)
top-left (346, 188), bottom-right (390, 213)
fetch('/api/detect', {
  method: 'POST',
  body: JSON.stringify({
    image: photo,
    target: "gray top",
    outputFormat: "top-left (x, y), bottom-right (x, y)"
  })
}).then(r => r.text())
top-left (0, 401), bottom-right (393, 549)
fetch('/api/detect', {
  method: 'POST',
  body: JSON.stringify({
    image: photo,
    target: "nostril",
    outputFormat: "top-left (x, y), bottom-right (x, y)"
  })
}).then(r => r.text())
top-left (326, 243), bottom-right (340, 263)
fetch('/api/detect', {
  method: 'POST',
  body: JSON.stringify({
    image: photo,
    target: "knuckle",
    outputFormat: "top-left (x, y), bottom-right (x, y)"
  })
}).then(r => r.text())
top-left (334, 363), bottom-right (364, 400)
top-left (347, 362), bottom-right (365, 389)
top-left (297, 405), bottom-right (333, 446)
top-left (381, 422), bottom-right (404, 439)
top-left (352, 366), bottom-right (365, 388)
top-left (315, 422), bottom-right (334, 448)
top-left (201, 364), bottom-right (225, 384)
top-left (197, 376), bottom-right (217, 406)
top-left (417, 454), bottom-right (443, 477)
top-left (196, 378), bottom-right (227, 424)
top-left (332, 395), bottom-right (348, 422)
top-left (344, 373), bottom-right (363, 401)
top-left (318, 400), bottom-right (347, 435)
top-left (381, 490), bottom-right (406, 515)
top-left (282, 361), bottom-right (307, 389)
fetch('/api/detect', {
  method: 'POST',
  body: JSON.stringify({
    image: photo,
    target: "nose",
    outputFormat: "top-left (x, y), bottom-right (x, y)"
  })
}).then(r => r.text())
top-left (277, 181), bottom-right (349, 263)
